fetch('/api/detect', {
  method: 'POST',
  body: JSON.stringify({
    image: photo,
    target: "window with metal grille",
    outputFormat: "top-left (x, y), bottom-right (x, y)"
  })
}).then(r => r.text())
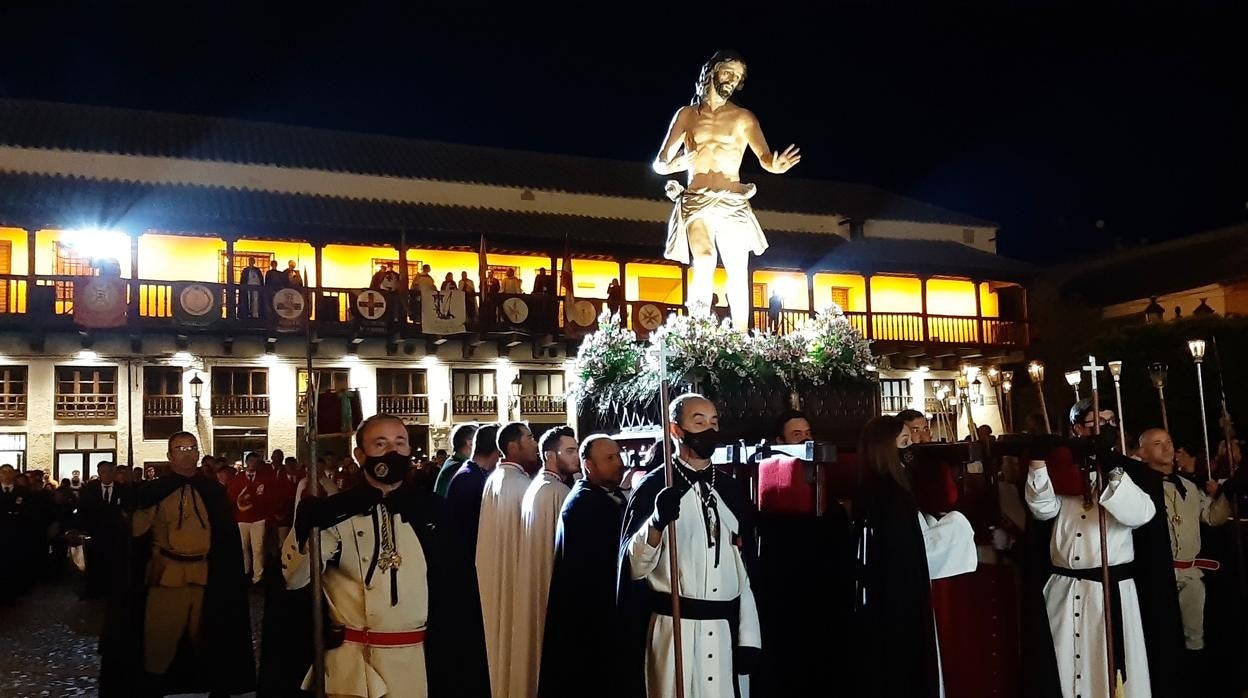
top-left (519, 371), bottom-right (566, 415)
top-left (376, 369), bottom-right (429, 417)
top-left (830, 286), bottom-right (851, 310)
top-left (55, 366), bottom-right (117, 419)
top-left (0, 240), bottom-right (11, 311)
top-left (0, 366), bottom-right (27, 421)
top-left (211, 367), bottom-right (269, 417)
top-left (452, 369), bottom-right (498, 415)
top-left (879, 378), bottom-right (912, 414)
top-left (143, 366), bottom-right (184, 439)
top-left (219, 251), bottom-right (275, 284)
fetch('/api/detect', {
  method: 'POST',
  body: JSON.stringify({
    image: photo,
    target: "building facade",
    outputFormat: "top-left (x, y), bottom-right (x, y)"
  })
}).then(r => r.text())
top-left (0, 99), bottom-right (1030, 476)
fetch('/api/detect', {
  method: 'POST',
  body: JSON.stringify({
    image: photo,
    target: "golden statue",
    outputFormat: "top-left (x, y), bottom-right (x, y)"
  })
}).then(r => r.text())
top-left (654, 50), bottom-right (801, 331)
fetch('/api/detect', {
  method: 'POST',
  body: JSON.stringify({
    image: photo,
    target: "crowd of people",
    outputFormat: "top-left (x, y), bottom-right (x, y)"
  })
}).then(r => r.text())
top-left (4, 385), bottom-right (1248, 697)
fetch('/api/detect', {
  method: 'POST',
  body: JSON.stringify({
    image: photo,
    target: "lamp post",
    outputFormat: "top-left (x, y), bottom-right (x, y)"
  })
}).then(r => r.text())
top-left (1148, 362), bottom-right (1170, 432)
top-left (985, 367), bottom-right (1006, 433)
top-left (956, 373), bottom-right (977, 438)
top-left (1107, 361), bottom-right (1126, 453)
top-left (510, 373), bottom-right (524, 420)
top-left (189, 373), bottom-right (204, 424)
top-left (1028, 361), bottom-right (1052, 434)
top-left (1188, 339), bottom-right (1213, 480)
top-left (1001, 378), bottom-right (1014, 433)
top-left (1065, 370), bottom-right (1083, 403)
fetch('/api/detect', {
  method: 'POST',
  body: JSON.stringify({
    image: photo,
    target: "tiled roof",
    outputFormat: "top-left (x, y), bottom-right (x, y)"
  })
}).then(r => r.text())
top-left (0, 98), bottom-right (995, 227)
top-left (0, 171), bottom-right (1029, 279)
top-left (1056, 223), bottom-right (1248, 304)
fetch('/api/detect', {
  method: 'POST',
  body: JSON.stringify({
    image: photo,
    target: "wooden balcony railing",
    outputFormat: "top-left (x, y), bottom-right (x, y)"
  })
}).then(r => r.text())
top-left (378, 394), bottom-right (429, 417)
top-left (453, 394), bottom-right (498, 415)
top-left (143, 395), bottom-right (184, 417)
top-left (520, 394), bottom-right (567, 415)
top-left (0, 273), bottom-right (1029, 347)
top-left (211, 395), bottom-right (270, 417)
top-left (55, 393), bottom-right (118, 420)
top-left (881, 395), bottom-right (912, 413)
top-left (0, 394), bottom-right (27, 420)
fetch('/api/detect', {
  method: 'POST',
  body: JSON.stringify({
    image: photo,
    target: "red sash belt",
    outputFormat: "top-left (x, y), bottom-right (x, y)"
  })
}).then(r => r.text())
top-left (343, 627), bottom-right (427, 646)
top-left (1173, 558), bottom-right (1221, 571)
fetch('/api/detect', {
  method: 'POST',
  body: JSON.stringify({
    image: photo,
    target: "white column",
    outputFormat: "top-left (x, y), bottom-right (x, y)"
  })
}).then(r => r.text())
top-left (268, 360), bottom-right (299, 457)
top-left (25, 360), bottom-right (55, 473)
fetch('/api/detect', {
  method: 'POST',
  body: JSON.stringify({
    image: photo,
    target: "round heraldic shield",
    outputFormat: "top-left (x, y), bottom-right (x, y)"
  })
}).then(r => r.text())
top-left (637, 303), bottom-right (664, 331)
top-left (179, 284), bottom-right (216, 318)
top-left (355, 289), bottom-right (388, 321)
top-left (502, 297), bottom-right (530, 324)
top-left (273, 288), bottom-right (307, 319)
top-left (571, 299), bottom-right (596, 326)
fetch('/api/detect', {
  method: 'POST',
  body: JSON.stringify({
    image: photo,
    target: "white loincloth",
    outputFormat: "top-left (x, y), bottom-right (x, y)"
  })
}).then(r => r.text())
top-left (664, 181), bottom-right (768, 265)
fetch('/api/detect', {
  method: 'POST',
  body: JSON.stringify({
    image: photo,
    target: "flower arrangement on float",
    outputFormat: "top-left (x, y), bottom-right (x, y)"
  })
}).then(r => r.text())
top-left (573, 302), bottom-right (875, 416)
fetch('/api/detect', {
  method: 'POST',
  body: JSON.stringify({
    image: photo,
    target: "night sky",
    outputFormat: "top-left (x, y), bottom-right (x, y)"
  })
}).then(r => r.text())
top-left (2, 3), bottom-right (1244, 263)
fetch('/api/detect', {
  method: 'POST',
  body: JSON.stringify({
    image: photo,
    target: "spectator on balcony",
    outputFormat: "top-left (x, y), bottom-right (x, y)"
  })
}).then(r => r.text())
top-left (412, 264), bottom-right (437, 294)
top-left (607, 278), bottom-right (624, 320)
top-left (238, 257), bottom-right (264, 320)
top-left (441, 273), bottom-right (457, 292)
top-left (93, 256), bottom-right (122, 277)
top-left (370, 263), bottom-right (400, 292)
top-left (264, 259), bottom-right (285, 290)
top-left (768, 289), bottom-right (783, 333)
top-left (486, 274), bottom-right (503, 296)
top-left (533, 267), bottom-right (555, 295)
top-left (284, 260), bottom-right (303, 288)
top-left (460, 271), bottom-right (478, 322)
top-left (501, 268), bottom-right (523, 295)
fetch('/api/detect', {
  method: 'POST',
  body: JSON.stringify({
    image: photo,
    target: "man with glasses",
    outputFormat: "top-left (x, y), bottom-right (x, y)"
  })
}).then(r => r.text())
top-left (100, 431), bottom-right (254, 696)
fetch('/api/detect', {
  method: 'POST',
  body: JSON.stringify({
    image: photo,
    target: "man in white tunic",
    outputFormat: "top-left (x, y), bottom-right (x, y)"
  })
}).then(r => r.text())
top-left (283, 414), bottom-right (488, 698)
top-left (622, 394), bottom-right (760, 698)
top-left (510, 426), bottom-right (578, 698)
top-left (476, 421), bottom-right (539, 698)
top-left (1026, 414), bottom-right (1156, 698)
top-left (1136, 428), bottom-right (1230, 651)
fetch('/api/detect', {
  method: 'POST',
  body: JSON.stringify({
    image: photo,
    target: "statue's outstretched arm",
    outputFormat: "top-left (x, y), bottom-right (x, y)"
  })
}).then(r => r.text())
top-left (653, 107), bottom-right (693, 176)
top-left (746, 112), bottom-right (801, 175)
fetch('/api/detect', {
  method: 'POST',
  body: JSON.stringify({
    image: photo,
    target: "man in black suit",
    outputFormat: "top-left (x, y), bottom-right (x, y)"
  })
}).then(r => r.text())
top-left (78, 461), bottom-right (128, 599)
top-left (0, 463), bottom-right (26, 604)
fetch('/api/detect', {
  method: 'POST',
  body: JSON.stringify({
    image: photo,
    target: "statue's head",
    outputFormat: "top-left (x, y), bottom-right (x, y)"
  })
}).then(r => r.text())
top-left (693, 50), bottom-right (747, 106)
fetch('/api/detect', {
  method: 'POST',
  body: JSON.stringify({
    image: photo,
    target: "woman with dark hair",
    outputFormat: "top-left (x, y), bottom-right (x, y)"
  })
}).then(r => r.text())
top-left (852, 415), bottom-right (975, 697)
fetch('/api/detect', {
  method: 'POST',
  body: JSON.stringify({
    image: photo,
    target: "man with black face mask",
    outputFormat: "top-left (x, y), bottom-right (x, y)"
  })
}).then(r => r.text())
top-left (618, 393), bottom-right (761, 698)
top-left (284, 413), bottom-right (489, 698)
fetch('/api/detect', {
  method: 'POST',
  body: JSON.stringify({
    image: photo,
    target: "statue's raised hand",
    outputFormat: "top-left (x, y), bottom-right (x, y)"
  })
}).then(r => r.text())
top-left (771, 144), bottom-right (801, 173)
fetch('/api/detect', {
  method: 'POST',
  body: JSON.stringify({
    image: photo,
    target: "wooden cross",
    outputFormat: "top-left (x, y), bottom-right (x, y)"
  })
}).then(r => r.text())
top-left (1082, 355), bottom-right (1104, 393)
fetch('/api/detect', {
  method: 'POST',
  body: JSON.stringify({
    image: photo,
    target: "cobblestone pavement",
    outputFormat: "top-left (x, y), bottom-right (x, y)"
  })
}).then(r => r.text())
top-left (0, 572), bottom-right (266, 698)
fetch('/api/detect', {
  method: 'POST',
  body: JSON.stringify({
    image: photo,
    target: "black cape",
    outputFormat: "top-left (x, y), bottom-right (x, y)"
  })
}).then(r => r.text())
top-left (851, 471), bottom-right (942, 698)
top-left (99, 473), bottom-right (256, 697)
top-left (1020, 455), bottom-right (1187, 698)
top-left (538, 480), bottom-right (626, 698)
top-left (615, 464), bottom-right (755, 698)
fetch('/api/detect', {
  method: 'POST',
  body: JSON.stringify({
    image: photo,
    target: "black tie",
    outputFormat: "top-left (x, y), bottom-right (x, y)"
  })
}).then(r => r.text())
top-left (104, 485), bottom-right (111, 504)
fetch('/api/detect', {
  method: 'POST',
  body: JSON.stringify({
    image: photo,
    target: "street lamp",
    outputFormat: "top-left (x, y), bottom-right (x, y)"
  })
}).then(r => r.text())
top-left (1028, 361), bottom-right (1052, 434)
top-left (510, 373), bottom-right (524, 418)
top-left (1001, 379), bottom-right (1014, 432)
top-left (1143, 297), bottom-right (1165, 324)
top-left (1107, 361), bottom-right (1126, 452)
top-left (189, 373), bottom-right (204, 423)
top-left (984, 367), bottom-right (1006, 432)
top-left (1064, 370), bottom-right (1083, 402)
top-left (1148, 362), bottom-right (1170, 432)
top-left (1188, 339), bottom-right (1213, 480)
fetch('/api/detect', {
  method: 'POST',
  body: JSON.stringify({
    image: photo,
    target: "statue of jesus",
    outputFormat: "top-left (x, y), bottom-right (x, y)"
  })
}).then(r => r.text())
top-left (653, 50), bottom-right (801, 331)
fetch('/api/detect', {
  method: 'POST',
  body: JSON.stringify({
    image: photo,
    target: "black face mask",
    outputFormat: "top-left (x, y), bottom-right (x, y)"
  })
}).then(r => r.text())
top-left (899, 446), bottom-right (916, 467)
top-left (679, 427), bottom-right (720, 460)
top-left (363, 451), bottom-right (412, 485)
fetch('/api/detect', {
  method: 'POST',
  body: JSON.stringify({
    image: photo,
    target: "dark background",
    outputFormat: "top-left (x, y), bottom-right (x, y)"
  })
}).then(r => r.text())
top-left (2, 2), bottom-right (1244, 263)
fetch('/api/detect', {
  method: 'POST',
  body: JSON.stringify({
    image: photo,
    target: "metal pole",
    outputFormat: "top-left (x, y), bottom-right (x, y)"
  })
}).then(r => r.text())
top-left (1157, 386), bottom-right (1169, 433)
top-left (1112, 377), bottom-right (1127, 453)
top-left (306, 295), bottom-right (327, 698)
top-left (1082, 356), bottom-right (1117, 696)
top-left (656, 341), bottom-right (685, 698)
top-left (1196, 362), bottom-right (1213, 482)
top-left (1036, 388), bottom-right (1053, 435)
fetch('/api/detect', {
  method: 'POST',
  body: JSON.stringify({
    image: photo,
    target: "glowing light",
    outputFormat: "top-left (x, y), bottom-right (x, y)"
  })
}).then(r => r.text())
top-left (259, 353), bottom-right (279, 365)
top-left (865, 364), bottom-right (877, 372)
top-left (63, 228), bottom-right (130, 263)
top-left (75, 349), bottom-right (98, 361)
top-left (340, 353), bottom-right (360, 362)
top-left (916, 365), bottom-right (930, 373)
